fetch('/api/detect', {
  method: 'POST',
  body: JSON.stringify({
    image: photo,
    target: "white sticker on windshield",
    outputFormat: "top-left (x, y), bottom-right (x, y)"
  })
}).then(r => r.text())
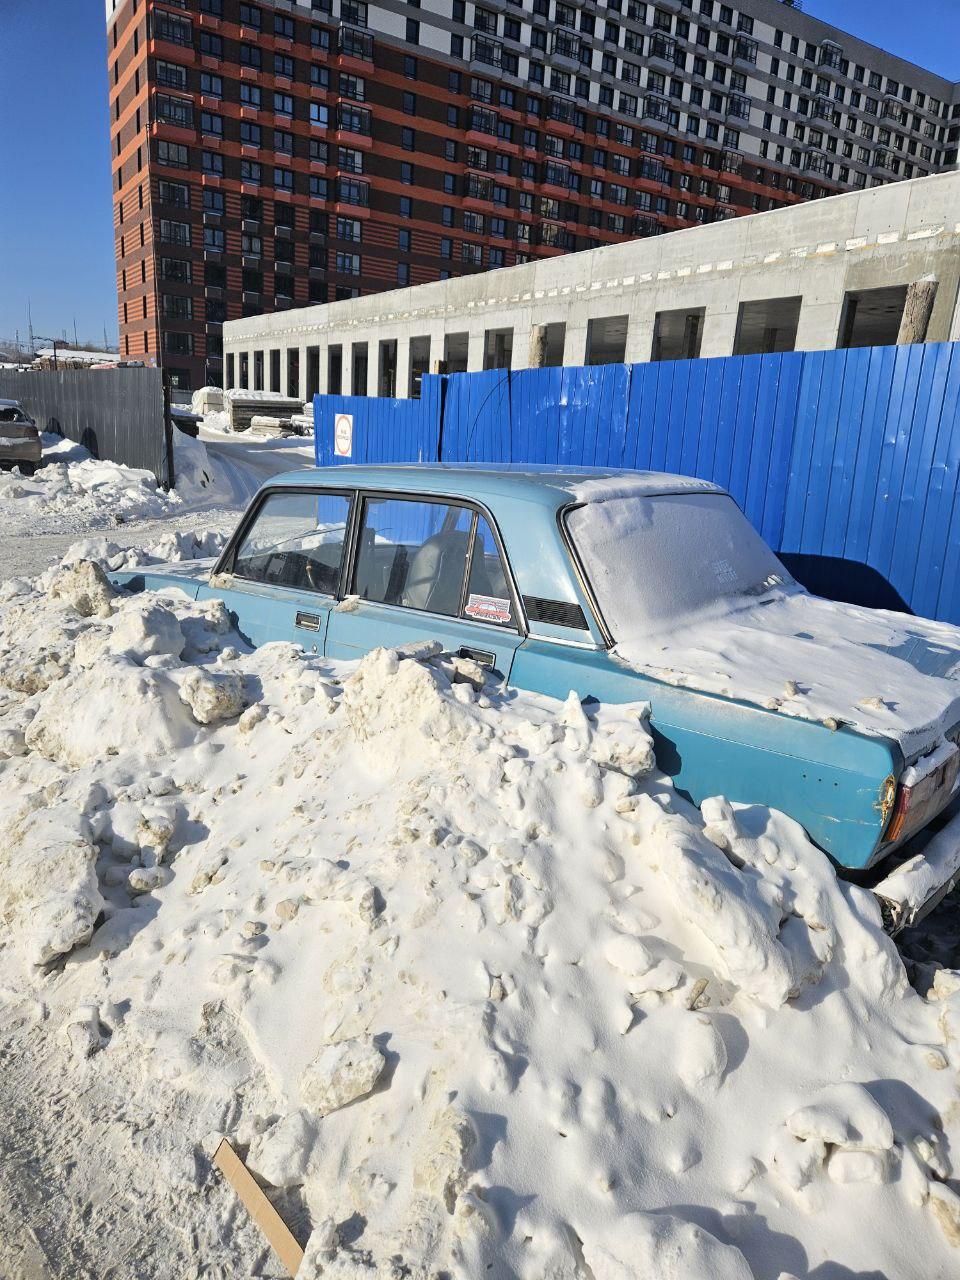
top-left (465, 593), bottom-right (512, 624)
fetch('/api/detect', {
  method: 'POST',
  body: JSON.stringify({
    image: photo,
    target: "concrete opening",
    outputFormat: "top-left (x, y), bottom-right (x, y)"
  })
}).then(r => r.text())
top-left (238, 352), bottom-right (249, 389)
top-left (483, 328), bottom-right (514, 370)
top-left (253, 350), bottom-right (264, 390)
top-left (287, 348), bottom-right (300, 400)
top-left (838, 286), bottom-right (909, 349)
top-left (226, 353), bottom-right (236, 389)
top-left (269, 349), bottom-right (281, 393)
top-left (444, 332), bottom-right (470, 374)
top-left (585, 315), bottom-right (629, 365)
top-left (328, 345), bottom-right (343, 396)
top-left (378, 340), bottom-right (397, 397)
top-left (306, 347), bottom-right (321, 401)
top-left (351, 342), bottom-right (369, 396)
top-left (651, 308), bottom-right (705, 362)
top-left (733, 297), bottom-right (803, 355)
top-left (409, 336), bottom-right (431, 398)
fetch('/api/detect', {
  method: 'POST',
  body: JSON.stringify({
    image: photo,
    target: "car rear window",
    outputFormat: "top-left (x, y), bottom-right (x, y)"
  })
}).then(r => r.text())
top-left (566, 491), bottom-right (792, 639)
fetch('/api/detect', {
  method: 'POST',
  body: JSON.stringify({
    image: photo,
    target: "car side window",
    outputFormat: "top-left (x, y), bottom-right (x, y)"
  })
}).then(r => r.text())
top-left (463, 515), bottom-right (516, 630)
top-left (353, 497), bottom-right (473, 617)
top-left (232, 490), bottom-right (351, 595)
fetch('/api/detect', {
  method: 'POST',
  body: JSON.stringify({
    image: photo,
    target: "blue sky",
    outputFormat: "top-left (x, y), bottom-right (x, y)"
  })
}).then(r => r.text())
top-left (0, 0), bottom-right (957, 349)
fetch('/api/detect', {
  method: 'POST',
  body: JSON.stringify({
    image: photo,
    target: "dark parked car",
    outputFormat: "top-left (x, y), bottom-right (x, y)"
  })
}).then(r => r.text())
top-left (0, 400), bottom-right (42, 475)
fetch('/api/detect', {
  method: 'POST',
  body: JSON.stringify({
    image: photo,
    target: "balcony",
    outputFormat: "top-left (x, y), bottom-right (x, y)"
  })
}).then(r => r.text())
top-left (643, 94), bottom-right (670, 122)
top-left (471, 35), bottom-right (503, 68)
top-left (648, 33), bottom-right (675, 63)
top-left (337, 25), bottom-right (374, 61)
top-left (733, 36), bottom-right (758, 64)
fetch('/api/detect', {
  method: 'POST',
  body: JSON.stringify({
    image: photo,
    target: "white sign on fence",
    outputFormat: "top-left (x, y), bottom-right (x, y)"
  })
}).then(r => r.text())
top-left (334, 412), bottom-right (353, 458)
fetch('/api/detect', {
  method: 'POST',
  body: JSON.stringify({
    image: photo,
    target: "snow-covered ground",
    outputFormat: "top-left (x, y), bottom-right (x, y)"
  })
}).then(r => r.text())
top-left (0, 426), bottom-right (313, 580)
top-left (0, 551), bottom-right (958, 1278)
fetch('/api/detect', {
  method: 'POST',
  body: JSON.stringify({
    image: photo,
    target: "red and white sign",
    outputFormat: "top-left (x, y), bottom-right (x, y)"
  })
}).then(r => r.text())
top-left (334, 412), bottom-right (353, 458)
top-left (464, 593), bottom-right (512, 624)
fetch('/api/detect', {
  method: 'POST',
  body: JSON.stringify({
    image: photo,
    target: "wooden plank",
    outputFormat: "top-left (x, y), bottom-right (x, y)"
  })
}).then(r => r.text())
top-left (213, 1139), bottom-right (305, 1277)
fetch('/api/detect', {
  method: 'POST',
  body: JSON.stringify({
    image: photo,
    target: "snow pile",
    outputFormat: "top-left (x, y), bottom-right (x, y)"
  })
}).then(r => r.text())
top-left (57, 526), bottom-right (227, 574)
top-left (0, 571), bottom-right (958, 1276)
top-left (0, 432), bottom-right (233, 536)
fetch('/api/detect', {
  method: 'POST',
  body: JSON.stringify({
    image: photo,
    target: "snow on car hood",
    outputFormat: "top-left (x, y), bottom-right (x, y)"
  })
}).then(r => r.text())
top-left (615, 587), bottom-right (960, 759)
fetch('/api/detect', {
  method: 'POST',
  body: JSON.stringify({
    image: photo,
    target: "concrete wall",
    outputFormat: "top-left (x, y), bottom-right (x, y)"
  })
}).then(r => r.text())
top-left (224, 171), bottom-right (960, 398)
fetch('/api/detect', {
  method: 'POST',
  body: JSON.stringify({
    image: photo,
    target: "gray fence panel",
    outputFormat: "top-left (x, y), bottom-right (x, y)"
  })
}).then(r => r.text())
top-left (0, 369), bottom-right (171, 487)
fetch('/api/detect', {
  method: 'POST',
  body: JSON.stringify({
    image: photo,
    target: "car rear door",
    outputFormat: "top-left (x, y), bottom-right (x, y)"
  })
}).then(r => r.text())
top-left (324, 491), bottom-right (525, 679)
top-left (198, 486), bottom-right (353, 652)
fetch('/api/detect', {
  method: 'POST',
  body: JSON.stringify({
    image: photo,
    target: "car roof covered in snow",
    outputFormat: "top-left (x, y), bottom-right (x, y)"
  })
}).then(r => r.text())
top-left (0, 399), bottom-right (25, 409)
top-left (261, 464), bottom-right (723, 510)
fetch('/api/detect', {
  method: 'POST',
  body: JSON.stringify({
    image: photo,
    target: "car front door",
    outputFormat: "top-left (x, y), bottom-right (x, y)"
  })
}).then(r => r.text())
top-left (324, 492), bottom-right (525, 678)
top-left (198, 487), bottom-right (353, 652)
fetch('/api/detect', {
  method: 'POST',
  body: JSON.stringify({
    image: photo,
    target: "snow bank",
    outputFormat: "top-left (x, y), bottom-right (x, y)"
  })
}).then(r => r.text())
top-left (0, 431), bottom-right (233, 537)
top-left (0, 570), bottom-right (957, 1276)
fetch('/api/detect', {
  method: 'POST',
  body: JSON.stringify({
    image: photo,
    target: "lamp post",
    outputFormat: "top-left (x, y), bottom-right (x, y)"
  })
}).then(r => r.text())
top-left (33, 337), bottom-right (59, 370)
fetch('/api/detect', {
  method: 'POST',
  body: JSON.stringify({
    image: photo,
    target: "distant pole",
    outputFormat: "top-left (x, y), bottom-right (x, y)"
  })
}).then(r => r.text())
top-left (73, 318), bottom-right (79, 347)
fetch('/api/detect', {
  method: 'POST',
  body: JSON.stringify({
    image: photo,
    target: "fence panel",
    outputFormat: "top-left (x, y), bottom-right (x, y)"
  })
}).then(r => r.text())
top-left (0, 367), bottom-right (170, 486)
top-left (309, 342), bottom-right (960, 624)
top-left (313, 380), bottom-right (440, 466)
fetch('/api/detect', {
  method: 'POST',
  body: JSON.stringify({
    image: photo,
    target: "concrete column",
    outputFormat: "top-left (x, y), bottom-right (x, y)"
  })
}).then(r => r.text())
top-left (280, 344), bottom-right (291, 397)
top-left (466, 330), bottom-right (485, 373)
top-left (299, 345), bottom-right (309, 404)
top-left (623, 313), bottom-right (655, 365)
top-left (394, 336), bottom-right (411, 398)
top-left (511, 327), bottom-right (531, 370)
top-left (793, 300), bottom-right (845, 353)
top-left (563, 325), bottom-right (589, 367)
top-left (897, 275), bottom-right (939, 345)
top-left (528, 324), bottom-right (547, 368)
top-left (698, 307), bottom-right (740, 360)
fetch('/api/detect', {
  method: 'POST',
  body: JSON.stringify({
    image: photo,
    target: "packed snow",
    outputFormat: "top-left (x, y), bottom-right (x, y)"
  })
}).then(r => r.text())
top-left (0, 431), bottom-right (235, 540)
top-left (0, 550), bottom-right (957, 1277)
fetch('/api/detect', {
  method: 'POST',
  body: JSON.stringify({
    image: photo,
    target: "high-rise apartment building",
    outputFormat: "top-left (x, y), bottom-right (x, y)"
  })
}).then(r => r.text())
top-left (106, 0), bottom-right (959, 391)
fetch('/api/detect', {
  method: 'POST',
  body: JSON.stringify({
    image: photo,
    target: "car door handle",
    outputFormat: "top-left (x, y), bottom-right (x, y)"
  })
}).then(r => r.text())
top-left (458, 646), bottom-right (495, 668)
top-left (296, 611), bottom-right (321, 632)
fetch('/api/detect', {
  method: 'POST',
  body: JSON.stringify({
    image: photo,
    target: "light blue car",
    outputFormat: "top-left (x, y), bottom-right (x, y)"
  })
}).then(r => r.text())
top-left (110, 464), bottom-right (960, 932)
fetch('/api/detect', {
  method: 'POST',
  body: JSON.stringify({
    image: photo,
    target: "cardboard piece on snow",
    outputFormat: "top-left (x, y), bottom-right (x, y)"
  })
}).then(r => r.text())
top-left (213, 1138), bottom-right (305, 1276)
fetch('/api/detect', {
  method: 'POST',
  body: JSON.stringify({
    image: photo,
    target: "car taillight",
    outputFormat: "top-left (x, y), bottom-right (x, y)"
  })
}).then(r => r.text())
top-left (884, 751), bottom-right (960, 843)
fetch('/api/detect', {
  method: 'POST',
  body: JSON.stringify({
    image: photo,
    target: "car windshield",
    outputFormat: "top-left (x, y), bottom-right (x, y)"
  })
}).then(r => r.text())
top-left (566, 491), bottom-right (794, 639)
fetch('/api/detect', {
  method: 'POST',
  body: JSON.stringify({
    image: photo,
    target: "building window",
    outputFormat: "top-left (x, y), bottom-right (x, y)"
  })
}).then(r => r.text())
top-left (202, 151), bottom-right (224, 176)
top-left (239, 3), bottom-right (261, 29)
top-left (397, 263), bottom-right (410, 285)
top-left (160, 257), bottom-right (191, 283)
top-left (204, 226), bottom-right (225, 251)
top-left (336, 252), bottom-right (361, 275)
top-left (200, 73), bottom-right (222, 98)
top-left (164, 332), bottom-right (194, 356)
top-left (203, 189), bottom-right (224, 215)
top-left (160, 219), bottom-right (190, 246)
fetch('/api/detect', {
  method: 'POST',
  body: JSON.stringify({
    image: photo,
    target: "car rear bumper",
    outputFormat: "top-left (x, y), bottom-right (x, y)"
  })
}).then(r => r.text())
top-left (873, 801), bottom-right (960, 934)
top-left (0, 436), bottom-right (42, 465)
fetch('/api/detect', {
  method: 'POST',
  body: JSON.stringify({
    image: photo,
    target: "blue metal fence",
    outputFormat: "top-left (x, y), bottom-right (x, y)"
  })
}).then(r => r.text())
top-left (314, 342), bottom-right (960, 623)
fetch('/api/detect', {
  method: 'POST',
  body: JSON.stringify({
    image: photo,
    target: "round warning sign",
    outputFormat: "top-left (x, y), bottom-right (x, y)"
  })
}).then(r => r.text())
top-left (334, 412), bottom-right (353, 458)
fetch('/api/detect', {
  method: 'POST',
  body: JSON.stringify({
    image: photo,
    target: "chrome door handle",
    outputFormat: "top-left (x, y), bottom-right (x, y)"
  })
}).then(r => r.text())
top-left (296, 612), bottom-right (321, 632)
top-left (458, 645), bottom-right (495, 668)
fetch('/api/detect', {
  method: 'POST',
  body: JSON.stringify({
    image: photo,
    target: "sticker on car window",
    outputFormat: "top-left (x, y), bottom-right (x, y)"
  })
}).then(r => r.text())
top-left (465, 593), bottom-right (512, 624)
